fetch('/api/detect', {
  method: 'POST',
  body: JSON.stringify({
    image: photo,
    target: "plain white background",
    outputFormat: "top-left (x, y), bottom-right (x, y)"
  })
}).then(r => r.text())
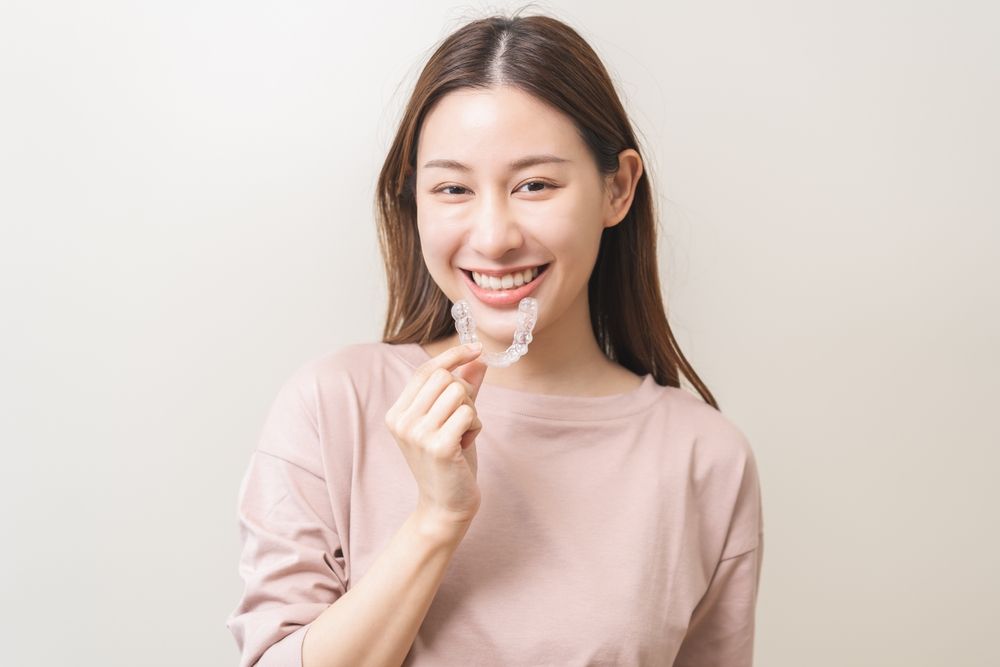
top-left (2, 1), bottom-right (997, 665)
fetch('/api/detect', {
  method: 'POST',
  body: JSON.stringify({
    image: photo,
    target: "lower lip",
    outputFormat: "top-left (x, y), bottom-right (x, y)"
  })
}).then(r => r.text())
top-left (460, 265), bottom-right (550, 306)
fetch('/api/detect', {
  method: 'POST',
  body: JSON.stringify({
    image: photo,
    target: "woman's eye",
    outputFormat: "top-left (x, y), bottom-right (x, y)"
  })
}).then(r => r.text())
top-left (438, 185), bottom-right (469, 195)
top-left (518, 180), bottom-right (553, 193)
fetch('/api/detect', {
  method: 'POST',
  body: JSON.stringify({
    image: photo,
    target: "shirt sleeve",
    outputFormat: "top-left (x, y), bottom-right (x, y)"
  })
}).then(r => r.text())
top-left (225, 366), bottom-right (349, 667)
top-left (671, 537), bottom-right (763, 667)
top-left (673, 432), bottom-right (764, 667)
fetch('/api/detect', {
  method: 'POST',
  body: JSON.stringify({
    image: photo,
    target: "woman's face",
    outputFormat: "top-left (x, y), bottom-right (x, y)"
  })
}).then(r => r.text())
top-left (414, 85), bottom-right (618, 346)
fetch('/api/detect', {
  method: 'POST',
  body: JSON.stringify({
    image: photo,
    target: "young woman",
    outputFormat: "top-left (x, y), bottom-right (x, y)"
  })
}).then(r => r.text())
top-left (227, 11), bottom-right (764, 667)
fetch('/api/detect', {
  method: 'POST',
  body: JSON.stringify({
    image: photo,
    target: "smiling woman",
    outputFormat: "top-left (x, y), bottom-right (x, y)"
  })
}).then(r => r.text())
top-left (227, 8), bottom-right (764, 667)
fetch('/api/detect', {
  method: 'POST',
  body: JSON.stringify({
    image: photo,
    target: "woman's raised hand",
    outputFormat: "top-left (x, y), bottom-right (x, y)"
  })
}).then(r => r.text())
top-left (385, 342), bottom-right (488, 530)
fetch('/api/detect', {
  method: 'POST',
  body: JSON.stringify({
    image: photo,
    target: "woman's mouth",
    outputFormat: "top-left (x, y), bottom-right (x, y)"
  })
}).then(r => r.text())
top-left (459, 263), bottom-right (551, 307)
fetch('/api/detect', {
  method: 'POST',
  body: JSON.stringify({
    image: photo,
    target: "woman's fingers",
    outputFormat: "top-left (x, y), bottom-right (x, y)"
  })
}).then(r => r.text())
top-left (388, 344), bottom-right (482, 419)
top-left (408, 367), bottom-right (458, 421)
top-left (424, 381), bottom-right (470, 430)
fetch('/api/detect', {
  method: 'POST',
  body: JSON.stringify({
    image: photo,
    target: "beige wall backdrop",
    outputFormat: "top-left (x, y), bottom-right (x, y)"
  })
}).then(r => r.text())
top-left (2, 1), bottom-right (997, 665)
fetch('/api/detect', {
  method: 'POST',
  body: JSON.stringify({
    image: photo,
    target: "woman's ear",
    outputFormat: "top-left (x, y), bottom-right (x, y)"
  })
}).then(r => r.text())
top-left (603, 149), bottom-right (643, 228)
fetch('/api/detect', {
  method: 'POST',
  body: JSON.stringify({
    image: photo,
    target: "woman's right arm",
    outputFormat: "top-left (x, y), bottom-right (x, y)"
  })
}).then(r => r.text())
top-left (304, 341), bottom-right (489, 667)
top-left (229, 342), bottom-right (487, 667)
top-left (301, 509), bottom-right (471, 667)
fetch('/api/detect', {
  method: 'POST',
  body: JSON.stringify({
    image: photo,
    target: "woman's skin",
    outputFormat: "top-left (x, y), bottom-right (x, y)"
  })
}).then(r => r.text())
top-left (415, 85), bottom-right (645, 397)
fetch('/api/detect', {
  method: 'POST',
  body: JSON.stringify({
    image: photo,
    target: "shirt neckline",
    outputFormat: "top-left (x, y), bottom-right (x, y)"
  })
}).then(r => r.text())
top-left (383, 342), bottom-right (663, 422)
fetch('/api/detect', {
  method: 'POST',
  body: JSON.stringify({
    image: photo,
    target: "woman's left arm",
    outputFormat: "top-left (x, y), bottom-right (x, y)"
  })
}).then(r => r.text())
top-left (671, 537), bottom-right (764, 667)
top-left (673, 423), bottom-right (765, 667)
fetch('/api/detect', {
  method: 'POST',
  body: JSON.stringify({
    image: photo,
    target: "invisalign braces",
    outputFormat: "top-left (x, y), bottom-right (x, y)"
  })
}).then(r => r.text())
top-left (450, 297), bottom-right (538, 367)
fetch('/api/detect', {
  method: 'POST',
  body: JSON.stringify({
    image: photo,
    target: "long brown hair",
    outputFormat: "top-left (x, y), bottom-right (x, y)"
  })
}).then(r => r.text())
top-left (375, 9), bottom-right (719, 410)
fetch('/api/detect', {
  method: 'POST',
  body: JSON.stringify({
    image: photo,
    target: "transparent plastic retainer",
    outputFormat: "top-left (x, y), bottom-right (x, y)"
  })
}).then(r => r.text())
top-left (450, 297), bottom-right (538, 368)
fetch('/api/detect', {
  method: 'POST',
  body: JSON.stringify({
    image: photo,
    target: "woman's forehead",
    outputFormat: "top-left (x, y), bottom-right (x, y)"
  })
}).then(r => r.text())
top-left (417, 87), bottom-right (583, 162)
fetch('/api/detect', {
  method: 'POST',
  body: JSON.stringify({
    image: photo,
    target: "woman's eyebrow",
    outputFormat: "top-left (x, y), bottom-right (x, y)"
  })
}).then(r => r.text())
top-left (422, 154), bottom-right (571, 172)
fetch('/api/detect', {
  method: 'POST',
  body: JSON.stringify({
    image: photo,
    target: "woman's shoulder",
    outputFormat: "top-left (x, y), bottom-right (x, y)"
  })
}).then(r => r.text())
top-left (653, 384), bottom-right (757, 469)
top-left (654, 387), bottom-right (762, 559)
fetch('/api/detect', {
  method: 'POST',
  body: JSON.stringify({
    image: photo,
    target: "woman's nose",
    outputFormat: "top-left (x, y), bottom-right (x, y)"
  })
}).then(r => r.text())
top-left (467, 195), bottom-right (524, 256)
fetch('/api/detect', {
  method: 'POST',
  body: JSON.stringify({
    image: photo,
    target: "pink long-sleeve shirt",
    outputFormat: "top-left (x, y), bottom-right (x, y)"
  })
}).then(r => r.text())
top-left (226, 341), bottom-right (764, 666)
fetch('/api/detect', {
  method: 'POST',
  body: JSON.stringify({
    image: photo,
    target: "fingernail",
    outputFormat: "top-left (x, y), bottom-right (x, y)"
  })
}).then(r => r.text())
top-left (466, 342), bottom-right (482, 351)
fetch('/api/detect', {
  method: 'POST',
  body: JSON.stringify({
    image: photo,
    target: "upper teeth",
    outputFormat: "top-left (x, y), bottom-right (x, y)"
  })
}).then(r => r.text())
top-left (472, 266), bottom-right (541, 290)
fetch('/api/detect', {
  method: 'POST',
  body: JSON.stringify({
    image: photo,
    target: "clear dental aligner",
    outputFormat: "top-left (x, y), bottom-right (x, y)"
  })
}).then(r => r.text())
top-left (450, 297), bottom-right (538, 368)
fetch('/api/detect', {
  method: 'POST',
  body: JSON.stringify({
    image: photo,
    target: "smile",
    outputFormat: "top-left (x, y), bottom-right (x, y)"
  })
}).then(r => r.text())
top-left (459, 263), bottom-right (551, 306)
